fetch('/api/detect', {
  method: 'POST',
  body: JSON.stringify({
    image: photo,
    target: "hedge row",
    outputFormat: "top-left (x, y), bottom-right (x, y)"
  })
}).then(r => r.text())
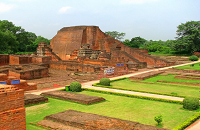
top-left (173, 111), bottom-right (200, 130)
top-left (93, 79), bottom-right (187, 99)
top-left (94, 83), bottom-right (187, 98)
top-left (83, 88), bottom-right (183, 104)
top-left (110, 77), bottom-right (128, 82)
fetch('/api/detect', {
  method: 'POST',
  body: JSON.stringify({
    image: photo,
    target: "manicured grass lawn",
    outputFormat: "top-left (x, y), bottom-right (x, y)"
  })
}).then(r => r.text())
top-left (175, 63), bottom-right (200, 70)
top-left (110, 78), bottom-right (200, 97)
top-left (144, 74), bottom-right (200, 83)
top-left (26, 91), bottom-right (198, 130)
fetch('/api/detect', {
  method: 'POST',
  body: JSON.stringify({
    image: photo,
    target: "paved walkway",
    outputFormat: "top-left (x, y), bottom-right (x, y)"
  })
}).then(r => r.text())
top-left (28, 60), bottom-right (200, 130)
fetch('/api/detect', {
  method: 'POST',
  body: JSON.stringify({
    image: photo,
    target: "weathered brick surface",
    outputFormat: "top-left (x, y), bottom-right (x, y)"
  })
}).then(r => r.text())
top-left (0, 86), bottom-right (26, 130)
top-left (0, 54), bottom-right (9, 66)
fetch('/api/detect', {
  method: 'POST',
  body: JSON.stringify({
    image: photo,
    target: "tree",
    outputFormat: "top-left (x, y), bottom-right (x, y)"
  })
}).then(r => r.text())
top-left (0, 20), bottom-right (38, 53)
top-left (0, 31), bottom-right (19, 54)
top-left (105, 31), bottom-right (125, 41)
top-left (0, 20), bottom-right (20, 53)
top-left (176, 21), bottom-right (200, 53)
top-left (26, 36), bottom-right (50, 52)
top-left (0, 20), bottom-right (50, 53)
top-left (123, 37), bottom-right (147, 48)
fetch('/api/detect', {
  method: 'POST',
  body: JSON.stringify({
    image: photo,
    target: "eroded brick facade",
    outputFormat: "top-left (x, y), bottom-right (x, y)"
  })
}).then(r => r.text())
top-left (0, 85), bottom-right (26, 130)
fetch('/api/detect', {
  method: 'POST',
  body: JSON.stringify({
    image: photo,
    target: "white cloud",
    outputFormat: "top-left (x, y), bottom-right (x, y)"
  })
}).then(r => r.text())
top-left (58, 6), bottom-right (72, 14)
top-left (0, 3), bottom-right (15, 13)
top-left (121, 0), bottom-right (159, 4)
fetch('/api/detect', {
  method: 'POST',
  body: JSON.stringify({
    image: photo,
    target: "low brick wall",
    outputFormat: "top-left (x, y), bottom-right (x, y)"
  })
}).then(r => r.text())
top-left (9, 55), bottom-right (32, 65)
top-left (0, 54), bottom-right (9, 66)
top-left (157, 80), bottom-right (200, 86)
top-left (166, 68), bottom-right (200, 74)
top-left (175, 75), bottom-right (200, 80)
top-left (129, 71), bottom-right (164, 81)
top-left (50, 61), bottom-right (100, 72)
top-left (0, 85), bottom-right (26, 130)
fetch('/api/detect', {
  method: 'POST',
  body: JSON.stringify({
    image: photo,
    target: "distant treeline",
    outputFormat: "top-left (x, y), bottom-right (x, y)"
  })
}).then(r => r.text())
top-left (0, 20), bottom-right (50, 54)
top-left (123, 21), bottom-right (200, 55)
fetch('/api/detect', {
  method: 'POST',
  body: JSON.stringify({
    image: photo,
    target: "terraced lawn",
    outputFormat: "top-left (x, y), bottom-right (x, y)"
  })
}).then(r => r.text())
top-left (26, 91), bottom-right (198, 130)
top-left (109, 78), bottom-right (200, 97)
top-left (144, 74), bottom-right (200, 83)
top-left (174, 63), bottom-right (200, 70)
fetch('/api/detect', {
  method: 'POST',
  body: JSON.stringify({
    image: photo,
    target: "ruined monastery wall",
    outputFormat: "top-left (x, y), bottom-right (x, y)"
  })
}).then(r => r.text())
top-left (0, 86), bottom-right (26, 130)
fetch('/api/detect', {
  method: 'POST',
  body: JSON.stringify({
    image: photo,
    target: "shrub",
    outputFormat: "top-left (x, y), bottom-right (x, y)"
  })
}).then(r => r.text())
top-left (100, 78), bottom-right (110, 86)
top-left (189, 55), bottom-right (199, 61)
top-left (183, 97), bottom-right (199, 110)
top-left (65, 85), bottom-right (70, 91)
top-left (69, 82), bottom-right (82, 92)
top-left (154, 115), bottom-right (163, 125)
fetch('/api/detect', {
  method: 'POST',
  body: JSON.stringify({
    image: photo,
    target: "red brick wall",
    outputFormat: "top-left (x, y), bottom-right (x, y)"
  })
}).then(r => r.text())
top-left (0, 87), bottom-right (26, 130)
top-left (50, 61), bottom-right (99, 72)
top-left (0, 55), bottom-right (9, 66)
top-left (32, 56), bottom-right (51, 63)
top-left (9, 55), bottom-right (19, 65)
top-left (9, 55), bottom-right (32, 65)
top-left (20, 68), bottom-right (48, 80)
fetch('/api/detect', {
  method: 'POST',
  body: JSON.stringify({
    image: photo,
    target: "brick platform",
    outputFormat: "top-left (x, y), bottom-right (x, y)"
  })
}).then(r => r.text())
top-left (24, 94), bottom-right (48, 105)
top-left (41, 110), bottom-right (168, 130)
top-left (41, 90), bottom-right (105, 105)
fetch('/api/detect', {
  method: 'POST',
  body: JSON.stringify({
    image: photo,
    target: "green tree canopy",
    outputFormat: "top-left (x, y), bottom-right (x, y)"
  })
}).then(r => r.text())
top-left (124, 36), bottom-right (147, 48)
top-left (176, 21), bottom-right (200, 53)
top-left (0, 20), bottom-right (50, 54)
top-left (105, 31), bottom-right (125, 41)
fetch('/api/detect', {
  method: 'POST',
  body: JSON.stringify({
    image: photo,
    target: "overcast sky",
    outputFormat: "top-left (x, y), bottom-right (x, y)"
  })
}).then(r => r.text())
top-left (0, 0), bottom-right (199, 41)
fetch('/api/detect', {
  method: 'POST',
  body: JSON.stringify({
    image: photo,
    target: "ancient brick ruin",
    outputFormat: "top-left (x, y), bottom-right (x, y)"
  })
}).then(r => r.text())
top-left (0, 85), bottom-right (26, 130)
top-left (50, 26), bottom-right (174, 69)
top-left (0, 26), bottom-right (174, 74)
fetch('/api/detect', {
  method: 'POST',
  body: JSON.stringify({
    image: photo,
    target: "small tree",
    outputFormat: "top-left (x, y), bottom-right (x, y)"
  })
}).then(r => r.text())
top-left (105, 31), bottom-right (125, 41)
top-left (154, 115), bottom-right (162, 125)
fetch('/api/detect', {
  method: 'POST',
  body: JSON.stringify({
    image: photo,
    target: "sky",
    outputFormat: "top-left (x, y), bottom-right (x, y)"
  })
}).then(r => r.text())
top-left (0, 0), bottom-right (199, 41)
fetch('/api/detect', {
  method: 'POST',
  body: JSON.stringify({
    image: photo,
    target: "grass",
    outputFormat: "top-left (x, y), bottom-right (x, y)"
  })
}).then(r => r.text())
top-left (174, 63), bottom-right (200, 70)
top-left (109, 78), bottom-right (200, 98)
top-left (149, 52), bottom-right (190, 56)
top-left (26, 91), bottom-right (198, 130)
top-left (144, 74), bottom-right (200, 83)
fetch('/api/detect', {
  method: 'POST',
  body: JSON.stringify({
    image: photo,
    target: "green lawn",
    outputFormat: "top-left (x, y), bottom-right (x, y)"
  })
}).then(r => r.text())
top-left (26, 91), bottom-right (198, 130)
top-left (110, 78), bottom-right (200, 97)
top-left (144, 74), bottom-right (200, 83)
top-left (175, 63), bottom-right (200, 70)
